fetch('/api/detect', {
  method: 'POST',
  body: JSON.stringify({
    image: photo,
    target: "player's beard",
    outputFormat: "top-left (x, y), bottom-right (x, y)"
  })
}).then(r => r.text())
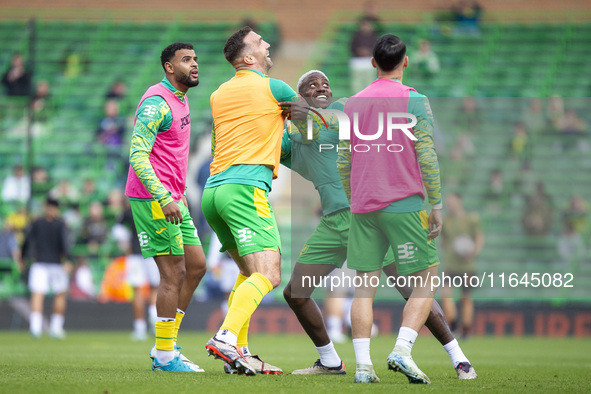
top-left (177, 72), bottom-right (199, 88)
top-left (264, 56), bottom-right (273, 73)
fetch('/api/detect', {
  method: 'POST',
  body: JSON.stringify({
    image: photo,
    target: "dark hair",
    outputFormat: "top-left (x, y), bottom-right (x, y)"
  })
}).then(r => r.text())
top-left (373, 34), bottom-right (406, 72)
top-left (46, 196), bottom-right (59, 208)
top-left (224, 26), bottom-right (253, 64)
top-left (160, 42), bottom-right (194, 71)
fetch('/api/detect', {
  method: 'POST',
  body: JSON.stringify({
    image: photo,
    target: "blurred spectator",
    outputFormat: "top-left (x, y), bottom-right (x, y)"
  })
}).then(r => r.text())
top-left (31, 166), bottom-right (51, 198)
top-left (412, 39), bottom-right (440, 80)
top-left (68, 258), bottom-right (96, 300)
top-left (522, 182), bottom-right (554, 237)
top-left (21, 197), bottom-right (71, 339)
top-left (359, 1), bottom-right (383, 33)
top-left (6, 203), bottom-right (27, 245)
top-left (547, 96), bottom-right (565, 131)
top-left (456, 97), bottom-right (482, 134)
top-left (0, 218), bottom-right (21, 273)
top-left (349, 17), bottom-right (379, 93)
top-left (80, 201), bottom-right (108, 256)
top-left (512, 160), bottom-right (537, 198)
top-left (521, 98), bottom-right (546, 137)
top-left (508, 122), bottom-right (532, 163)
top-left (97, 99), bottom-right (126, 146)
top-left (562, 195), bottom-right (589, 235)
top-left (351, 17), bottom-right (377, 58)
top-left (105, 80), bottom-right (127, 100)
top-left (1, 53), bottom-right (32, 97)
top-left (49, 179), bottom-right (80, 207)
top-left (2, 164), bottom-right (30, 203)
top-left (30, 80), bottom-right (53, 123)
top-left (452, 0), bottom-right (482, 34)
top-left (441, 192), bottom-right (484, 339)
top-left (440, 145), bottom-right (469, 188)
top-left (456, 132), bottom-right (475, 158)
top-left (556, 221), bottom-right (586, 266)
top-left (555, 109), bottom-right (588, 152)
top-left (80, 178), bottom-right (102, 207)
top-left (62, 203), bottom-right (83, 246)
top-left (105, 188), bottom-right (125, 222)
top-left (62, 48), bottom-right (85, 79)
top-left (483, 169), bottom-right (509, 213)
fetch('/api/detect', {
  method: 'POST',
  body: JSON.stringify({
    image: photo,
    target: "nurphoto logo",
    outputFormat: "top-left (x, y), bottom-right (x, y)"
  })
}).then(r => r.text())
top-left (307, 109), bottom-right (417, 153)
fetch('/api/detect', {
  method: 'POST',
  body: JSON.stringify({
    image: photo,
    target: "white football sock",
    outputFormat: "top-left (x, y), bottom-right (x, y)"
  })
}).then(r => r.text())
top-left (134, 319), bottom-right (147, 335)
top-left (443, 339), bottom-right (469, 368)
top-left (241, 346), bottom-right (251, 356)
top-left (216, 329), bottom-right (238, 346)
top-left (352, 338), bottom-right (372, 365)
top-left (316, 341), bottom-right (341, 368)
top-left (156, 349), bottom-right (174, 363)
top-left (326, 315), bottom-right (342, 337)
top-left (148, 305), bottom-right (157, 324)
top-left (50, 314), bottom-right (64, 333)
top-left (394, 326), bottom-right (418, 354)
top-left (30, 311), bottom-right (43, 337)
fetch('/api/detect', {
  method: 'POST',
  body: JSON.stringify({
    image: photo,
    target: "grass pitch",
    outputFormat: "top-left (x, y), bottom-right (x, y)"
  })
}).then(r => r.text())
top-left (1, 331), bottom-right (590, 393)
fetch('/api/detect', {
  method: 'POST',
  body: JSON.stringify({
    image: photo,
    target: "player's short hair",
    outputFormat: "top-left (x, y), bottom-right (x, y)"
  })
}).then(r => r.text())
top-left (160, 42), bottom-right (194, 71)
top-left (224, 26), bottom-right (253, 64)
top-left (46, 196), bottom-right (59, 208)
top-left (297, 70), bottom-right (329, 94)
top-left (373, 34), bottom-right (406, 72)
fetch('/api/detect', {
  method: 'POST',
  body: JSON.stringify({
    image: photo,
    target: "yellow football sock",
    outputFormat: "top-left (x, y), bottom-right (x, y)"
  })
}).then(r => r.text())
top-left (228, 273), bottom-right (251, 348)
top-left (237, 318), bottom-right (250, 348)
top-left (228, 273), bottom-right (251, 347)
top-left (228, 273), bottom-right (249, 308)
top-left (173, 310), bottom-right (184, 343)
top-left (155, 320), bottom-right (175, 351)
top-left (221, 273), bottom-right (273, 336)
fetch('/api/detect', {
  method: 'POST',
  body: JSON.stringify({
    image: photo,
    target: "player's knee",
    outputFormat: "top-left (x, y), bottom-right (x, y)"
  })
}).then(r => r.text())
top-left (159, 258), bottom-right (186, 285)
top-left (283, 282), bottom-right (301, 305)
top-left (267, 272), bottom-right (281, 289)
top-left (283, 283), bottom-right (292, 302)
top-left (186, 260), bottom-right (207, 281)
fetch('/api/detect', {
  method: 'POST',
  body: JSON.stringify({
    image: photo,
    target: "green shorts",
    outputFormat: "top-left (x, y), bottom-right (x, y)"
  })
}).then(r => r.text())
top-left (298, 209), bottom-right (350, 267)
top-left (347, 210), bottom-right (439, 275)
top-left (129, 199), bottom-right (201, 258)
top-left (299, 209), bottom-right (396, 268)
top-left (201, 184), bottom-right (281, 257)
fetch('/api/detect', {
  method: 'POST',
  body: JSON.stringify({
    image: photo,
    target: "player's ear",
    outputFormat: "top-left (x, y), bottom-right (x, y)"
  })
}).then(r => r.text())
top-left (403, 56), bottom-right (409, 68)
top-left (371, 57), bottom-right (377, 69)
top-left (164, 61), bottom-right (174, 74)
top-left (243, 54), bottom-right (255, 66)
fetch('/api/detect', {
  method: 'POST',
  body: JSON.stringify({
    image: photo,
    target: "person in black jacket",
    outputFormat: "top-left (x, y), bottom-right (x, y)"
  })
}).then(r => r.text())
top-left (22, 197), bottom-right (71, 338)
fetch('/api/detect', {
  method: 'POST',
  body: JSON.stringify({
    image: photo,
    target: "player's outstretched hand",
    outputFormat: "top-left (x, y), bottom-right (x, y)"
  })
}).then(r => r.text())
top-left (162, 201), bottom-right (183, 225)
top-left (277, 101), bottom-right (308, 121)
top-left (428, 208), bottom-right (443, 239)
